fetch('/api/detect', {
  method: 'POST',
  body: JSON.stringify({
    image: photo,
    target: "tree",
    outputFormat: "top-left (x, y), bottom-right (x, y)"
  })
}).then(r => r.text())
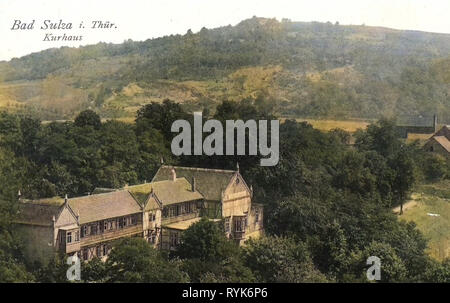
top-left (423, 258), bottom-right (450, 283)
top-left (359, 241), bottom-right (407, 282)
top-left (74, 110), bottom-right (101, 130)
top-left (422, 154), bottom-right (447, 181)
top-left (176, 218), bottom-right (255, 282)
top-left (355, 119), bottom-right (400, 157)
top-left (81, 257), bottom-right (107, 282)
top-left (105, 238), bottom-right (188, 282)
top-left (242, 236), bottom-right (327, 282)
top-left (136, 99), bottom-right (189, 141)
top-left (177, 218), bottom-right (237, 263)
top-left (390, 147), bottom-right (415, 214)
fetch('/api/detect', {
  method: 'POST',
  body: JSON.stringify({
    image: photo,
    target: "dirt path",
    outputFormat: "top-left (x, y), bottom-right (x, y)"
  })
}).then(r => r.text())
top-left (393, 194), bottom-right (420, 215)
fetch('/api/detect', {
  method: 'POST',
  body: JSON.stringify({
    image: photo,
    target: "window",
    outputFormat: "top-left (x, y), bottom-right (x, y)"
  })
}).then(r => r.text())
top-left (131, 215), bottom-right (137, 225)
top-left (81, 225), bottom-right (87, 238)
top-left (225, 217), bottom-right (230, 233)
top-left (234, 217), bottom-right (245, 232)
top-left (103, 245), bottom-right (107, 256)
top-left (109, 221), bottom-right (114, 230)
top-left (255, 209), bottom-right (260, 222)
top-left (75, 231), bottom-right (79, 242)
top-left (91, 224), bottom-right (98, 235)
top-left (104, 221), bottom-right (108, 231)
top-left (186, 202), bottom-right (191, 213)
top-left (163, 208), bottom-right (168, 218)
top-left (170, 232), bottom-right (179, 247)
top-left (66, 232), bottom-right (72, 243)
top-left (118, 218), bottom-right (123, 229)
top-left (176, 205), bottom-right (181, 216)
top-left (122, 217), bottom-right (127, 227)
top-left (96, 246), bottom-right (102, 257)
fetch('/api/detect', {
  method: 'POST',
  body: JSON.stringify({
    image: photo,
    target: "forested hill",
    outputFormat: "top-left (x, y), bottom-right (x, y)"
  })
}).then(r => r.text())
top-left (1, 17), bottom-right (450, 121)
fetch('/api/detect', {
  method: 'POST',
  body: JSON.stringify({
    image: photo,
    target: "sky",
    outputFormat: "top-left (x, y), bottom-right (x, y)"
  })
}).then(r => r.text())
top-left (0, 0), bottom-right (449, 61)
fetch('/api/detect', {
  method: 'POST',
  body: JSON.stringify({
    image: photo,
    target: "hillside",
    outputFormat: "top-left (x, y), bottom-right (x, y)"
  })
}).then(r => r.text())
top-left (1, 17), bottom-right (450, 121)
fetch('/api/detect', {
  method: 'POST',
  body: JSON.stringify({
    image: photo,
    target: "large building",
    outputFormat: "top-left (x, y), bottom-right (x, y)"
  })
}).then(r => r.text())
top-left (152, 165), bottom-right (264, 248)
top-left (15, 165), bottom-right (264, 264)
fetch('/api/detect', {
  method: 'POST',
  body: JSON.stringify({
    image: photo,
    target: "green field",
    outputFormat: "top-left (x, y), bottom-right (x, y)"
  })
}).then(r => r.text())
top-left (399, 180), bottom-right (450, 261)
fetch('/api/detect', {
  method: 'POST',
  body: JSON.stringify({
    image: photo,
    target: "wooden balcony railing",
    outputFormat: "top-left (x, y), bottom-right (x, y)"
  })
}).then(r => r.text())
top-left (80, 225), bottom-right (142, 247)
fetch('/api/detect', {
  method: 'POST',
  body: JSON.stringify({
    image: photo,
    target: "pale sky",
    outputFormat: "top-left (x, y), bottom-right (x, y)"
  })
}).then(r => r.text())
top-left (0, 0), bottom-right (449, 61)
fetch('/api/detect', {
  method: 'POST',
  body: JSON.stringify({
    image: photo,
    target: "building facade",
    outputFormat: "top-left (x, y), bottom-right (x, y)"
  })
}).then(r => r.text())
top-left (152, 165), bottom-right (264, 246)
top-left (15, 165), bottom-right (264, 264)
top-left (423, 125), bottom-right (450, 157)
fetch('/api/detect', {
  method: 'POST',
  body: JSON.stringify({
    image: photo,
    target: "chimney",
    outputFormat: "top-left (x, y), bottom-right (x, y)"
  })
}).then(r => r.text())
top-left (160, 157), bottom-right (164, 165)
top-left (64, 194), bottom-right (68, 206)
top-left (192, 177), bottom-right (196, 192)
top-left (434, 114), bottom-right (438, 132)
top-left (17, 190), bottom-right (21, 199)
top-left (236, 162), bottom-right (240, 172)
top-left (171, 168), bottom-right (176, 182)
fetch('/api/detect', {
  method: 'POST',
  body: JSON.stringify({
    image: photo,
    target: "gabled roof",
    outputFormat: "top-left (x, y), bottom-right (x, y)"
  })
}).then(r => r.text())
top-left (68, 191), bottom-right (142, 224)
top-left (17, 202), bottom-right (62, 226)
top-left (152, 165), bottom-right (237, 201)
top-left (127, 177), bottom-right (203, 207)
top-left (430, 136), bottom-right (450, 153)
top-left (433, 125), bottom-right (450, 141)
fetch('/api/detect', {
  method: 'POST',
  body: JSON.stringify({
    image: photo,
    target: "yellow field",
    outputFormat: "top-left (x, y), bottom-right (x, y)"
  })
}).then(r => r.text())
top-left (406, 133), bottom-right (433, 144)
top-left (280, 118), bottom-right (370, 133)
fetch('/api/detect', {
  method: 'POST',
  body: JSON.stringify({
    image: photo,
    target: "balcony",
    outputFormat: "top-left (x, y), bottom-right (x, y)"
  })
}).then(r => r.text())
top-left (64, 242), bottom-right (81, 254)
top-left (80, 225), bottom-right (142, 247)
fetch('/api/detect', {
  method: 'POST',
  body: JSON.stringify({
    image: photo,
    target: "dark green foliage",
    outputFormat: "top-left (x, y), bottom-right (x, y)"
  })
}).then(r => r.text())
top-left (81, 257), bottom-right (106, 282)
top-left (176, 218), bottom-right (255, 282)
top-left (177, 218), bottom-right (237, 262)
top-left (242, 236), bottom-right (327, 282)
top-left (104, 238), bottom-right (188, 283)
top-left (74, 110), bottom-right (101, 130)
